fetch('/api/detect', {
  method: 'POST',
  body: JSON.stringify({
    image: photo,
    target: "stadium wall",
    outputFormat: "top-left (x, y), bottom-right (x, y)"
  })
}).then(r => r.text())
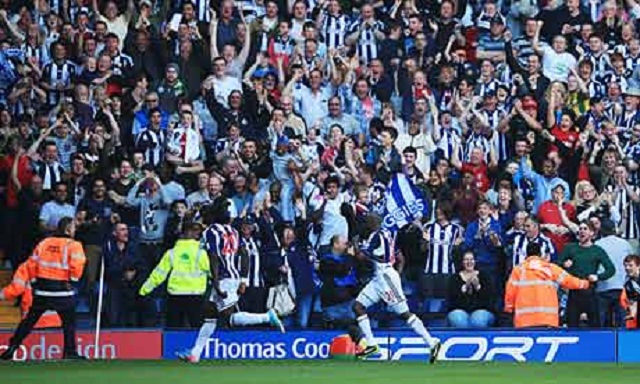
top-left (1, 328), bottom-right (639, 362)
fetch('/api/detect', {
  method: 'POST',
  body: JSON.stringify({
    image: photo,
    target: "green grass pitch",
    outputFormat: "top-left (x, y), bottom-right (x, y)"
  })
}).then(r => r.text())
top-left (1, 360), bottom-right (640, 383)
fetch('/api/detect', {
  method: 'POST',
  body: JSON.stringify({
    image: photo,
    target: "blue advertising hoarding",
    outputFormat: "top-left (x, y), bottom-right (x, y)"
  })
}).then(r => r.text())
top-left (382, 330), bottom-right (616, 362)
top-left (617, 330), bottom-right (640, 362)
top-left (163, 329), bottom-right (616, 362)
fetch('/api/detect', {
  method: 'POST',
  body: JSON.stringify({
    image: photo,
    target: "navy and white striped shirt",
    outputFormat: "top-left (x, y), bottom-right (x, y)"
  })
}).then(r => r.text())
top-left (365, 229), bottom-right (395, 265)
top-left (42, 60), bottom-right (76, 106)
top-left (607, 184), bottom-right (640, 240)
top-left (464, 131), bottom-right (492, 164)
top-left (322, 14), bottom-right (350, 49)
top-left (136, 128), bottom-right (166, 167)
top-left (424, 222), bottom-right (461, 275)
top-left (474, 78), bottom-right (500, 97)
top-left (110, 52), bottom-right (134, 77)
top-left (190, 0), bottom-right (211, 22)
top-left (202, 223), bottom-right (241, 280)
top-left (511, 233), bottom-right (556, 266)
top-left (240, 236), bottom-right (263, 288)
top-left (347, 19), bottom-right (384, 64)
top-left (21, 42), bottom-right (48, 65)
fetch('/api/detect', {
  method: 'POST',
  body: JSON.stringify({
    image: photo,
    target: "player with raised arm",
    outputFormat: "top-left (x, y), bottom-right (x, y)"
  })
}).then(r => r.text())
top-left (353, 214), bottom-right (442, 363)
top-left (176, 201), bottom-right (285, 363)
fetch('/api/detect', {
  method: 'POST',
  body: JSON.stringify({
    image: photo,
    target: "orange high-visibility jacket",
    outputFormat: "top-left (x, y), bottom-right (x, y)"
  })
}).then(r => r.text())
top-left (619, 289), bottom-right (637, 329)
top-left (2, 261), bottom-right (61, 328)
top-left (27, 237), bottom-right (86, 290)
top-left (504, 256), bottom-right (590, 328)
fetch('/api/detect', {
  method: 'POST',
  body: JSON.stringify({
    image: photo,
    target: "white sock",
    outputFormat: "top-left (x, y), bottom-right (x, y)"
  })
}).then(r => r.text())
top-left (191, 319), bottom-right (217, 359)
top-left (230, 312), bottom-right (270, 326)
top-left (407, 314), bottom-right (438, 347)
top-left (357, 315), bottom-right (377, 347)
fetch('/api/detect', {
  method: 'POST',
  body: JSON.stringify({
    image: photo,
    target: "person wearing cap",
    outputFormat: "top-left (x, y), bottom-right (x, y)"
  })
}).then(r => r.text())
top-left (477, 15), bottom-right (506, 64)
top-left (156, 63), bottom-right (187, 114)
top-left (595, 219), bottom-right (634, 327)
top-left (537, 181), bottom-right (575, 254)
top-left (140, 220), bottom-right (210, 329)
top-left (558, 220), bottom-right (615, 327)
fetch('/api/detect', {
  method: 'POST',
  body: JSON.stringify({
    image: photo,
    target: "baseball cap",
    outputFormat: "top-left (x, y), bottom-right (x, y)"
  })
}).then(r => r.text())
top-left (277, 135), bottom-right (290, 147)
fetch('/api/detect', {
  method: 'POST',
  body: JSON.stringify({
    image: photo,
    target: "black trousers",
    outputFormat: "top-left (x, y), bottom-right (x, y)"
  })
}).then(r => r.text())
top-left (239, 287), bottom-right (267, 314)
top-left (566, 288), bottom-right (600, 328)
top-left (165, 295), bottom-right (203, 329)
top-left (10, 295), bottom-right (77, 356)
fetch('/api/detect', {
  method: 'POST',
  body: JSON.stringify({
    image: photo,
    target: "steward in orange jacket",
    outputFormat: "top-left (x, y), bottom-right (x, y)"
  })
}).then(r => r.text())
top-left (504, 243), bottom-right (590, 328)
top-left (620, 255), bottom-right (640, 329)
top-left (0, 217), bottom-right (86, 361)
top-left (0, 261), bottom-right (62, 328)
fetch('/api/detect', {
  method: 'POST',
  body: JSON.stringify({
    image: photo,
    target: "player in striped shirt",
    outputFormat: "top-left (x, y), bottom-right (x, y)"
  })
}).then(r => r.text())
top-left (510, 217), bottom-right (556, 270)
top-left (177, 202), bottom-right (285, 363)
top-left (353, 214), bottom-right (442, 363)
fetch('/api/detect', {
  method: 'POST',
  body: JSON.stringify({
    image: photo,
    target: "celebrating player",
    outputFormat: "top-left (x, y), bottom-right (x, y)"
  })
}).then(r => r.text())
top-left (176, 201), bottom-right (285, 363)
top-left (353, 214), bottom-right (442, 363)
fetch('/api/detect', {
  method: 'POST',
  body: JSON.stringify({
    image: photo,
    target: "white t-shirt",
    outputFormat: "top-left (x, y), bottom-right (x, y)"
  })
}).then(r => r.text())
top-left (541, 46), bottom-right (577, 82)
top-left (212, 76), bottom-right (242, 109)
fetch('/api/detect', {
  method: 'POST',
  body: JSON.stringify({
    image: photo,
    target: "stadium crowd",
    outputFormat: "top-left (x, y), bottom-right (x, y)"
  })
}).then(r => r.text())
top-left (0, 0), bottom-right (639, 331)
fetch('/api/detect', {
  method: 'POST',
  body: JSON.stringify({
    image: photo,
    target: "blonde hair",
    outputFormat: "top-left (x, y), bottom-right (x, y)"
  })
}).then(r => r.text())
top-left (572, 180), bottom-right (597, 206)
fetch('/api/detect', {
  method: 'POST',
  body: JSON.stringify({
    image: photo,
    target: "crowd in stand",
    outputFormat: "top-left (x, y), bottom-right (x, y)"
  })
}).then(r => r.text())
top-left (0, 0), bottom-right (639, 329)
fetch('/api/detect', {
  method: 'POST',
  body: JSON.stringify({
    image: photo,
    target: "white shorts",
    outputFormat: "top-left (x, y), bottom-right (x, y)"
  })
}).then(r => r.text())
top-left (356, 266), bottom-right (409, 314)
top-left (209, 278), bottom-right (240, 312)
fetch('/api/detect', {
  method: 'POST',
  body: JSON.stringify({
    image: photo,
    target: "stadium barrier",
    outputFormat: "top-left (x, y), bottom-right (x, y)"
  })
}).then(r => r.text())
top-left (617, 330), bottom-right (640, 363)
top-left (0, 328), bottom-right (636, 362)
top-left (0, 330), bottom-right (162, 361)
top-left (163, 329), bottom-right (618, 363)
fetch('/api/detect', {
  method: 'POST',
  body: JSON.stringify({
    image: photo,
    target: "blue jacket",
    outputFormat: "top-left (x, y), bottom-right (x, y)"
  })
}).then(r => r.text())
top-left (463, 218), bottom-right (504, 268)
top-left (285, 242), bottom-right (316, 296)
top-left (102, 238), bottom-right (145, 286)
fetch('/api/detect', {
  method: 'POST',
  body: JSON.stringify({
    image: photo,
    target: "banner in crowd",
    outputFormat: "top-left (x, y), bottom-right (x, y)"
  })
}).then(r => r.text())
top-left (0, 330), bottom-right (162, 361)
top-left (382, 174), bottom-right (428, 231)
top-left (617, 330), bottom-right (640, 362)
top-left (163, 329), bottom-right (616, 362)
